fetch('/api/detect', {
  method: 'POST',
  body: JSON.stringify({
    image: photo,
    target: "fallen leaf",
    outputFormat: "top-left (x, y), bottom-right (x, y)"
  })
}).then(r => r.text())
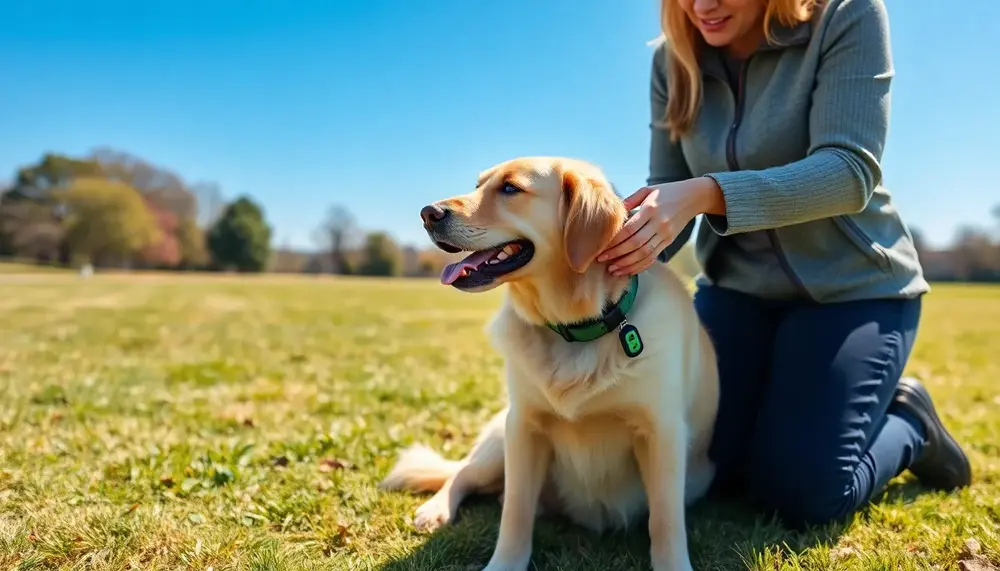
top-left (332, 521), bottom-right (352, 547)
top-left (958, 558), bottom-right (997, 571)
top-left (964, 538), bottom-right (982, 556)
top-left (272, 456), bottom-right (289, 467)
top-left (320, 458), bottom-right (354, 472)
top-left (958, 538), bottom-right (995, 571)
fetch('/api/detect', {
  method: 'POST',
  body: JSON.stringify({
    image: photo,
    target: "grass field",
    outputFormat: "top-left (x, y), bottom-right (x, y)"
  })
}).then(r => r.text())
top-left (1, 272), bottom-right (998, 571)
top-left (0, 261), bottom-right (70, 274)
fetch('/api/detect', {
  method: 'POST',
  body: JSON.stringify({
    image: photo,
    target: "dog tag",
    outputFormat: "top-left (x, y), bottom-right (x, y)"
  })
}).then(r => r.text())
top-left (619, 322), bottom-right (643, 358)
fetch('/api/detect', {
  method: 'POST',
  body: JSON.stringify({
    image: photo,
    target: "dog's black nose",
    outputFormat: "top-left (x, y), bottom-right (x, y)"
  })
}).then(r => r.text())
top-left (420, 204), bottom-right (449, 226)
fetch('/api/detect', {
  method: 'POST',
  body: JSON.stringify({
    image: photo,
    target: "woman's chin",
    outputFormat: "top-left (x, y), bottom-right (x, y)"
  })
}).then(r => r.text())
top-left (699, 31), bottom-right (736, 47)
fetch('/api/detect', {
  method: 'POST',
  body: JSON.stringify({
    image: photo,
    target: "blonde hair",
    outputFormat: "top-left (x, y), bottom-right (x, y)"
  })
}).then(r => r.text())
top-left (659, 0), bottom-right (817, 140)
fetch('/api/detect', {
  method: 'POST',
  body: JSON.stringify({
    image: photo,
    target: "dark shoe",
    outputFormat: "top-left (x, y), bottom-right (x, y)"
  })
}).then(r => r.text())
top-left (892, 376), bottom-right (972, 490)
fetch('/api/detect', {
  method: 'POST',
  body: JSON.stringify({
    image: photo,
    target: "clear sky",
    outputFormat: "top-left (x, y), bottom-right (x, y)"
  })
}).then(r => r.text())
top-left (2, 0), bottom-right (996, 251)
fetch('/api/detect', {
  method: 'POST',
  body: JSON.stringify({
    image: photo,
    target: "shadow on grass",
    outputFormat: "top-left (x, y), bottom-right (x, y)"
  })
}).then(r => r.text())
top-left (373, 493), bottom-right (877, 571)
top-left (878, 476), bottom-right (927, 506)
top-left (377, 476), bottom-right (937, 571)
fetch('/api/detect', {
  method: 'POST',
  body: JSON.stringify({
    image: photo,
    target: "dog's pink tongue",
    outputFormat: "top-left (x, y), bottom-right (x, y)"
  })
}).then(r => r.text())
top-left (440, 250), bottom-right (495, 285)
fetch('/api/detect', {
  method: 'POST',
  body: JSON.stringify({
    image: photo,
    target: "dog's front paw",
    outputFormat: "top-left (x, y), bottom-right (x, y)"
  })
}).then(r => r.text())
top-left (481, 551), bottom-right (531, 571)
top-left (482, 562), bottom-right (528, 571)
top-left (651, 552), bottom-right (693, 571)
top-left (412, 496), bottom-right (453, 532)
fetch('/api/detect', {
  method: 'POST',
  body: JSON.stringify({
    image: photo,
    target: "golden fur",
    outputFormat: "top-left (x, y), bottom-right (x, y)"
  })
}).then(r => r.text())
top-left (380, 157), bottom-right (720, 571)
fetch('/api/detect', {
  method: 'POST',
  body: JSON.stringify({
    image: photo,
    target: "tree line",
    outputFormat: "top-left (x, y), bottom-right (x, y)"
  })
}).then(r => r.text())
top-left (298, 203), bottom-right (471, 278)
top-left (912, 210), bottom-right (1000, 283)
top-left (1, 148), bottom-right (998, 281)
top-left (0, 148), bottom-right (459, 276)
top-left (314, 203), bottom-right (1000, 284)
top-left (0, 149), bottom-right (273, 272)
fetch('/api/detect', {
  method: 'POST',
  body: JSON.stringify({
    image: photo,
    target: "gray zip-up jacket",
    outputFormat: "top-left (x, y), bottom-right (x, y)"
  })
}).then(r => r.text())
top-left (653, 0), bottom-right (929, 303)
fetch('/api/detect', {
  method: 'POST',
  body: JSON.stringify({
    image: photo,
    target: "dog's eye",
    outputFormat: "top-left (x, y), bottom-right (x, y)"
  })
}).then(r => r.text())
top-left (500, 182), bottom-right (522, 195)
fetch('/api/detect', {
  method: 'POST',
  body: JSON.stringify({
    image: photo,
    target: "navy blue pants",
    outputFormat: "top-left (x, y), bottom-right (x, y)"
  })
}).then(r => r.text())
top-left (694, 284), bottom-right (928, 528)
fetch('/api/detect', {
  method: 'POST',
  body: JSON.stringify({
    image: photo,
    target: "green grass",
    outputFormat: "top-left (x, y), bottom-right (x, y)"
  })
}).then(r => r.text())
top-left (0, 260), bottom-right (71, 274)
top-left (1, 273), bottom-right (998, 571)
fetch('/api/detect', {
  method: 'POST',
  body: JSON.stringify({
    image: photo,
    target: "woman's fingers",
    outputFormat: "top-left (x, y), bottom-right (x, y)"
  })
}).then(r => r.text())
top-left (606, 223), bottom-right (659, 273)
top-left (612, 235), bottom-right (669, 276)
top-left (622, 186), bottom-right (654, 212)
top-left (598, 217), bottom-right (656, 269)
top-left (599, 207), bottom-right (654, 262)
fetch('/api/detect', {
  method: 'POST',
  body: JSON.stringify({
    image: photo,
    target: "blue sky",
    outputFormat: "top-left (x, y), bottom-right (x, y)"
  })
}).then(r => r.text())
top-left (2, 0), bottom-right (996, 251)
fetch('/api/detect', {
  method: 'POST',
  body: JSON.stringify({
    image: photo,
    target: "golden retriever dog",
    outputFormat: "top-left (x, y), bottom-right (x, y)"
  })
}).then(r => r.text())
top-left (380, 157), bottom-right (719, 571)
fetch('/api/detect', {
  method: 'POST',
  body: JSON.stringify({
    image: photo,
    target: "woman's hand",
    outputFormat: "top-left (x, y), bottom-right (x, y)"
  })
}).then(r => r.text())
top-left (597, 176), bottom-right (724, 276)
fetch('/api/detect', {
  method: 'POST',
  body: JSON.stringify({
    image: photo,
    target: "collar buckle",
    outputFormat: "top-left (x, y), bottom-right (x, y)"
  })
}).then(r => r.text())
top-left (545, 274), bottom-right (639, 344)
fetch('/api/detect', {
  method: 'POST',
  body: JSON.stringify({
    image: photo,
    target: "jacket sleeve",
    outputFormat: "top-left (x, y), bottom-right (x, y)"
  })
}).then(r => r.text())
top-left (648, 39), bottom-right (694, 187)
top-left (703, 0), bottom-right (893, 236)
top-left (647, 39), bottom-right (698, 263)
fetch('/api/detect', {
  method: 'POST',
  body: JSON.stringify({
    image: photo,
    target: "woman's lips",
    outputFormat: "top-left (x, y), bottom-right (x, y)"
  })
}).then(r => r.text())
top-left (699, 16), bottom-right (730, 33)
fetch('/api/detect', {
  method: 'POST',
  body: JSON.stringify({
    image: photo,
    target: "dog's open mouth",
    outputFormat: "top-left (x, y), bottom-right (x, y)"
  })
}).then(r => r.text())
top-left (438, 239), bottom-right (534, 288)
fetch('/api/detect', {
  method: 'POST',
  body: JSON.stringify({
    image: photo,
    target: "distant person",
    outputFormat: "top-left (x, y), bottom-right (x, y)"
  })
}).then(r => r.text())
top-left (597, 0), bottom-right (971, 528)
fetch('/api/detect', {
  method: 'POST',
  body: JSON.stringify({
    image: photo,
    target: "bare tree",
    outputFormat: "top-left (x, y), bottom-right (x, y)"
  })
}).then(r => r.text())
top-left (314, 204), bottom-right (358, 274)
top-left (89, 147), bottom-right (196, 220)
top-left (951, 225), bottom-right (1000, 282)
top-left (191, 181), bottom-right (225, 229)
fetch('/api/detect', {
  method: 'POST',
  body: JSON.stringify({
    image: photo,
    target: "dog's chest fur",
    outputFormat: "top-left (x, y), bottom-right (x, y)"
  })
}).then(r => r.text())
top-left (488, 302), bottom-right (659, 532)
top-left (541, 409), bottom-right (650, 532)
top-left (490, 303), bottom-right (642, 420)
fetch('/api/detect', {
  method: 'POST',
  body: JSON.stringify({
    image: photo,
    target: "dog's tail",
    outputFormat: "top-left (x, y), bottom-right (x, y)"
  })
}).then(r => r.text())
top-left (379, 444), bottom-right (462, 493)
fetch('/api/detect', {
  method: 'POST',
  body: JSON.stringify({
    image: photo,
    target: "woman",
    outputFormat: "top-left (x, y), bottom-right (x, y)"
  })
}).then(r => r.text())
top-left (597, 0), bottom-right (972, 528)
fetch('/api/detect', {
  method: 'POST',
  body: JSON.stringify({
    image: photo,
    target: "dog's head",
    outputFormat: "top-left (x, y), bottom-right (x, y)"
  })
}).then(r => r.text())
top-left (420, 157), bottom-right (627, 294)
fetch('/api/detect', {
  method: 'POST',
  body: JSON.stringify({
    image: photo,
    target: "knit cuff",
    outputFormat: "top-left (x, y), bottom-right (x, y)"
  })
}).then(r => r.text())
top-left (702, 171), bottom-right (765, 236)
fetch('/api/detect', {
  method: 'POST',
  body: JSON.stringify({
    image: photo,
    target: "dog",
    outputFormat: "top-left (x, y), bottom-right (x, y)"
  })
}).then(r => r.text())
top-left (379, 156), bottom-right (720, 571)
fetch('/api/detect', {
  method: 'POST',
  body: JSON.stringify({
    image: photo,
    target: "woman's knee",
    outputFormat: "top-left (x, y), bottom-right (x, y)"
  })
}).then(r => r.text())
top-left (694, 286), bottom-right (780, 492)
top-left (745, 459), bottom-right (856, 528)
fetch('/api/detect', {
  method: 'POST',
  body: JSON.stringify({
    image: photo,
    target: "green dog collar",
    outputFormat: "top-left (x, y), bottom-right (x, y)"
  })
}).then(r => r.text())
top-left (546, 274), bottom-right (644, 357)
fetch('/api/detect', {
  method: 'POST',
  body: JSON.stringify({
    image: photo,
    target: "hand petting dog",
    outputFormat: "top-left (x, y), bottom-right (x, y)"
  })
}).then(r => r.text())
top-left (598, 176), bottom-right (725, 277)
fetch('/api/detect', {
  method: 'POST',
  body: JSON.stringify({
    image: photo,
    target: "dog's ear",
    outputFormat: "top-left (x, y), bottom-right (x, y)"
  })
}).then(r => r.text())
top-left (561, 169), bottom-right (626, 274)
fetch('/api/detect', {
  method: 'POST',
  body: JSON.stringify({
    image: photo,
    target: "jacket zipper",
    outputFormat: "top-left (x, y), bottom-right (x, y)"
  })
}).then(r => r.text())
top-left (724, 59), bottom-right (745, 171)
top-left (724, 58), bottom-right (813, 300)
